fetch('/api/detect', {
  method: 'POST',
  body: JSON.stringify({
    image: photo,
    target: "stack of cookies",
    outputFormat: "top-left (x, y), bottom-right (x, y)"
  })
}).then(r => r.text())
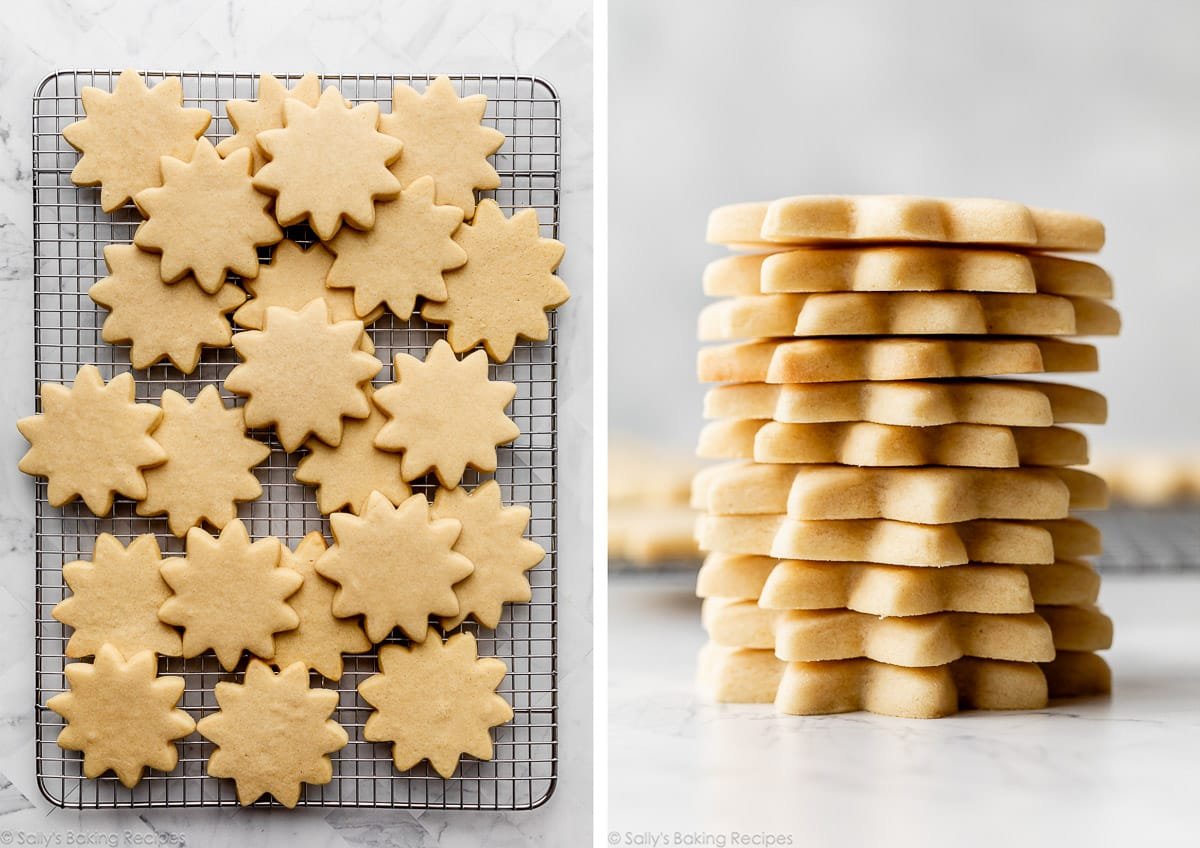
top-left (694, 195), bottom-right (1118, 718)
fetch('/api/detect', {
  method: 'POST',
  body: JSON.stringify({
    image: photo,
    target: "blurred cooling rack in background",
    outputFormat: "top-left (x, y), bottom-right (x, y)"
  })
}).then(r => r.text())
top-left (608, 442), bottom-right (1200, 575)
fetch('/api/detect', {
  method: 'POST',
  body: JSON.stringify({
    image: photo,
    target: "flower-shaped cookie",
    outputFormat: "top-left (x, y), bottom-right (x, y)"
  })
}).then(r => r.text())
top-left (89, 245), bottom-right (245, 373)
top-left (379, 75), bottom-right (505, 217)
top-left (217, 73), bottom-right (321, 173)
top-left (134, 138), bottom-right (282, 292)
top-left (373, 340), bottom-right (519, 487)
top-left (254, 86), bottom-right (403, 239)
top-left (434, 481), bottom-right (545, 629)
top-left (197, 660), bottom-right (347, 807)
top-left (271, 533), bottom-right (372, 680)
top-left (293, 396), bottom-right (409, 515)
top-left (326, 176), bottom-right (466, 319)
top-left (137, 387), bottom-right (270, 536)
top-left (47, 645), bottom-right (195, 787)
top-left (17, 366), bottom-right (166, 515)
top-left (422, 201), bottom-right (568, 362)
top-left (62, 68), bottom-right (211, 211)
top-left (314, 492), bottom-right (473, 643)
top-left (225, 299), bottom-right (382, 452)
top-left (52, 534), bottom-right (182, 659)
top-left (158, 520), bottom-right (301, 670)
top-left (359, 630), bottom-right (512, 778)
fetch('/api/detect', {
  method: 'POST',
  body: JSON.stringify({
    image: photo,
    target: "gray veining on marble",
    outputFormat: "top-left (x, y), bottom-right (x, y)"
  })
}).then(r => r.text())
top-left (0, 1), bottom-right (593, 845)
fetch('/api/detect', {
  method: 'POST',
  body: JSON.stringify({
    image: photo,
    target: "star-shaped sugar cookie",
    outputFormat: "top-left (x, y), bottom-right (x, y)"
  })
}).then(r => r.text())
top-left (422, 201), bottom-right (568, 362)
top-left (233, 240), bottom-right (383, 330)
top-left (271, 533), bottom-right (372, 680)
top-left (326, 176), bottom-right (467, 319)
top-left (359, 630), bottom-right (512, 778)
top-left (134, 138), bottom-right (282, 292)
top-left (294, 395), bottom-right (409, 514)
top-left (373, 341), bottom-right (519, 487)
top-left (434, 482), bottom-right (544, 629)
top-left (137, 387), bottom-right (270, 536)
top-left (62, 69), bottom-right (211, 212)
top-left (225, 299), bottom-right (382, 451)
top-left (47, 645), bottom-right (195, 787)
top-left (89, 244), bottom-right (245, 373)
top-left (217, 73), bottom-right (321, 173)
top-left (158, 520), bottom-right (301, 670)
top-left (314, 492), bottom-right (473, 643)
top-left (17, 366), bottom-right (167, 515)
top-left (232, 240), bottom-right (380, 353)
top-left (197, 660), bottom-right (347, 807)
top-left (379, 75), bottom-right (505, 218)
top-left (52, 534), bottom-right (182, 659)
top-left (254, 86), bottom-right (403, 240)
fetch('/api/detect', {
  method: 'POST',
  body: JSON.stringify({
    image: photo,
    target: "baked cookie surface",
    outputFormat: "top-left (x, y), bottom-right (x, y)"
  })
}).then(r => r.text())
top-left (197, 660), bottom-right (347, 807)
top-left (157, 519), bottom-right (301, 670)
top-left (359, 630), bottom-right (512, 778)
top-left (17, 366), bottom-right (166, 515)
top-left (137, 387), bottom-right (270, 536)
top-left (422, 200), bottom-right (568, 362)
top-left (53, 533), bottom-right (183, 659)
top-left (62, 68), bottom-right (211, 212)
top-left (379, 75), bottom-right (505, 217)
top-left (47, 645), bottom-right (194, 786)
top-left (225, 300), bottom-right (382, 451)
top-left (254, 86), bottom-right (402, 240)
top-left (315, 492), bottom-right (473, 643)
top-left (373, 340), bottom-right (519, 486)
top-left (133, 138), bottom-right (282, 292)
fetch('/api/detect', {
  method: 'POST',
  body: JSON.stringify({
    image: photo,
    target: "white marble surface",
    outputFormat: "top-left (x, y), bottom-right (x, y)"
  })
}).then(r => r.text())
top-left (0, 1), bottom-right (593, 845)
top-left (608, 572), bottom-right (1200, 847)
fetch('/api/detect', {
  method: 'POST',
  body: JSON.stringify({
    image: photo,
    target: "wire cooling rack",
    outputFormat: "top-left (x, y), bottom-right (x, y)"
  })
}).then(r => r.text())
top-left (31, 70), bottom-right (561, 810)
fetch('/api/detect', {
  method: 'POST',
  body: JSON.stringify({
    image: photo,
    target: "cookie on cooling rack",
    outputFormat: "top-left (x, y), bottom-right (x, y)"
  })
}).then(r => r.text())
top-left (53, 533), bottom-right (183, 659)
top-left (197, 659), bottom-right (347, 807)
top-left (359, 629), bottom-right (512, 779)
top-left (293, 392), bottom-right (409, 515)
top-left (314, 492), bottom-right (473, 643)
top-left (62, 68), bottom-right (211, 212)
top-left (270, 533), bottom-right (372, 681)
top-left (232, 240), bottom-right (383, 345)
top-left (17, 366), bottom-right (167, 516)
top-left (216, 73), bottom-right (321, 174)
top-left (136, 387), bottom-right (270, 537)
top-left (372, 340), bottom-right (519, 487)
top-left (432, 481), bottom-right (544, 630)
top-left (157, 519), bottom-right (301, 670)
top-left (89, 244), bottom-right (245, 373)
top-left (420, 200), bottom-right (568, 362)
top-left (379, 75), bottom-right (505, 218)
top-left (47, 645), bottom-right (194, 787)
top-left (133, 138), bottom-right (282, 293)
top-left (253, 86), bottom-right (402, 240)
top-left (325, 175), bottom-right (466, 320)
top-left (225, 299), bottom-right (382, 452)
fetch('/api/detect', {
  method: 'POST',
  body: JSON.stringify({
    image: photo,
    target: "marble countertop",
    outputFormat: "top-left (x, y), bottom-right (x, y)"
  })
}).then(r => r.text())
top-left (608, 571), bottom-right (1200, 847)
top-left (0, 1), bottom-right (593, 846)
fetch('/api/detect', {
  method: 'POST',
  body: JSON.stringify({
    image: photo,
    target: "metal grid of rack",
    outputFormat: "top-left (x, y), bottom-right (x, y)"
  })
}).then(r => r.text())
top-left (32, 70), bottom-right (561, 810)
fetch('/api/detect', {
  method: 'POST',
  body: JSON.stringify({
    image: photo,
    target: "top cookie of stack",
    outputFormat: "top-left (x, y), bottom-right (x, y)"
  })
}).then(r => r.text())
top-left (695, 195), bottom-right (1119, 719)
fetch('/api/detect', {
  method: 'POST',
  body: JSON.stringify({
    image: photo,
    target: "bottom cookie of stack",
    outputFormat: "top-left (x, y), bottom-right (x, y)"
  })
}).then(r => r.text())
top-left (696, 555), bottom-right (1112, 718)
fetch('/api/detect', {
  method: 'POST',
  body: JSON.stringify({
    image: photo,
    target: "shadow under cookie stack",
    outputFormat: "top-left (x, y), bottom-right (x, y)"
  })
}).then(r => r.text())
top-left (694, 195), bottom-right (1118, 718)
